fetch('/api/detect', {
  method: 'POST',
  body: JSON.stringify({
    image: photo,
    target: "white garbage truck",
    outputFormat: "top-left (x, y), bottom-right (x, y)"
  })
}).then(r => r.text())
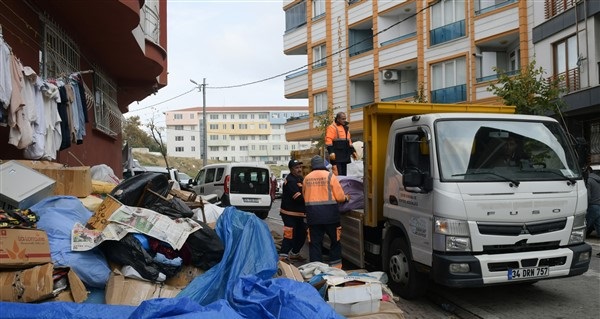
top-left (341, 102), bottom-right (592, 299)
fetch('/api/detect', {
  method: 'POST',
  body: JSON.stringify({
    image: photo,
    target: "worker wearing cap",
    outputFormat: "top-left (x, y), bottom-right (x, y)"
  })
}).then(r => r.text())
top-left (325, 112), bottom-right (357, 176)
top-left (279, 159), bottom-right (307, 262)
top-left (302, 155), bottom-right (349, 268)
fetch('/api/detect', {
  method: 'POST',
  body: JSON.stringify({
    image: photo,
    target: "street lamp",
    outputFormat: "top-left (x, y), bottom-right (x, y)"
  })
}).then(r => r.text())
top-left (190, 78), bottom-right (208, 167)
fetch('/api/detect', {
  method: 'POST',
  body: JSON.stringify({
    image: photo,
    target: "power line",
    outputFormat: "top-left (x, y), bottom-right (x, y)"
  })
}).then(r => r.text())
top-left (131, 3), bottom-right (433, 113)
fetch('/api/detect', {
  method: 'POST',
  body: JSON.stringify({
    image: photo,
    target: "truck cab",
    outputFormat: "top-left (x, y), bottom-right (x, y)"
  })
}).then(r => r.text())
top-left (379, 113), bottom-right (591, 298)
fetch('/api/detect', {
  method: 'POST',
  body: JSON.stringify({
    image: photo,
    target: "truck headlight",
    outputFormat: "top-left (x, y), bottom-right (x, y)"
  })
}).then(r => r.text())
top-left (569, 213), bottom-right (586, 245)
top-left (434, 218), bottom-right (471, 252)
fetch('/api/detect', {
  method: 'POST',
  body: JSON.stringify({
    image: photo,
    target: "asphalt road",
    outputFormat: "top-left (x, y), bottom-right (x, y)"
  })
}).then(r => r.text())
top-left (266, 199), bottom-right (600, 319)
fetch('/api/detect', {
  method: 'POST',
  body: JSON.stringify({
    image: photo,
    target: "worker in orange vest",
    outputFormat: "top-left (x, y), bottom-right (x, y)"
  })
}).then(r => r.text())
top-left (302, 155), bottom-right (349, 268)
top-left (325, 112), bottom-right (356, 176)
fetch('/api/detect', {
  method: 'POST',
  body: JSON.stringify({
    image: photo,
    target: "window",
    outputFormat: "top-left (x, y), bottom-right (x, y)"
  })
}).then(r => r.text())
top-left (239, 124), bottom-right (248, 129)
top-left (210, 135), bottom-right (218, 140)
top-left (314, 92), bottom-right (328, 115)
top-left (313, 44), bottom-right (327, 68)
top-left (259, 135), bottom-right (268, 140)
top-left (313, 0), bottom-right (325, 19)
top-left (259, 114), bottom-right (268, 119)
top-left (251, 114), bottom-right (255, 119)
top-left (209, 146), bottom-right (219, 151)
top-left (175, 136), bottom-right (184, 141)
top-left (222, 135), bottom-right (227, 140)
top-left (191, 136), bottom-right (195, 141)
top-left (231, 146), bottom-right (236, 151)
top-left (174, 114), bottom-right (183, 119)
top-left (92, 69), bottom-right (120, 137)
top-left (430, 0), bottom-right (465, 45)
top-left (475, 0), bottom-right (516, 15)
top-left (210, 114), bottom-right (219, 120)
top-left (191, 146), bottom-right (195, 151)
top-left (175, 147), bottom-right (184, 152)
top-left (431, 57), bottom-right (467, 103)
top-left (553, 35), bottom-right (580, 93)
top-left (259, 145), bottom-right (267, 151)
top-left (175, 125), bottom-right (183, 130)
top-left (393, 131), bottom-right (430, 178)
top-left (240, 146), bottom-right (248, 151)
top-left (240, 136), bottom-right (248, 140)
top-left (259, 124), bottom-right (267, 129)
top-left (210, 124), bottom-right (219, 129)
top-left (285, 0), bottom-right (307, 31)
top-left (273, 145), bottom-right (281, 151)
top-left (240, 114), bottom-right (248, 119)
top-left (190, 114), bottom-right (194, 119)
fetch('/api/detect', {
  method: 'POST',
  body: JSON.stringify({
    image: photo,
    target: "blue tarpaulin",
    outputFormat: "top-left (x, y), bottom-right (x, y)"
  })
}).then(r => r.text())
top-left (0, 206), bottom-right (343, 318)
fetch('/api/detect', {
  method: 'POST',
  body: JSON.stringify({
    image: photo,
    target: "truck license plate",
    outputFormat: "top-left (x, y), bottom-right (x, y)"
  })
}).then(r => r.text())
top-left (507, 266), bottom-right (549, 280)
top-left (243, 198), bottom-right (259, 203)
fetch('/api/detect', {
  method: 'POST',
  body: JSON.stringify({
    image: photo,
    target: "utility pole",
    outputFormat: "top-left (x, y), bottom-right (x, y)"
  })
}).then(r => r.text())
top-left (190, 78), bottom-right (208, 167)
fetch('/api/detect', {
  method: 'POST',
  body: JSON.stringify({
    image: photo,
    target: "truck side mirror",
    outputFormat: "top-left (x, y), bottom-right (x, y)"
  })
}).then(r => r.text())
top-left (403, 167), bottom-right (433, 193)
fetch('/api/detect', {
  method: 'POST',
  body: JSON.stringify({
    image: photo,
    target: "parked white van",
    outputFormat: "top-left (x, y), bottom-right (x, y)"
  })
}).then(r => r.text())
top-left (189, 162), bottom-right (273, 219)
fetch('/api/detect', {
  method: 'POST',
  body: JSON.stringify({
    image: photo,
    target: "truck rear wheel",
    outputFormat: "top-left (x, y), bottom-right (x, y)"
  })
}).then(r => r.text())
top-left (387, 237), bottom-right (428, 299)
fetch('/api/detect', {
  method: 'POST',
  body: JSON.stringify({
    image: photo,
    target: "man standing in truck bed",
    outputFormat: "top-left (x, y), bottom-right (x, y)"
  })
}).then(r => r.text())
top-left (325, 112), bottom-right (356, 176)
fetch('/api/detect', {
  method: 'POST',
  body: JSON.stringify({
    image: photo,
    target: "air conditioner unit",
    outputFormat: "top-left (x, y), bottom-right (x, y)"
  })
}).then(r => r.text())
top-left (382, 69), bottom-right (398, 81)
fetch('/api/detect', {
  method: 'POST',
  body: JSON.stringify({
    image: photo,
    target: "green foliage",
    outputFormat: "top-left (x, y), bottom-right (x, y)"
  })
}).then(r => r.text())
top-left (314, 107), bottom-right (334, 149)
top-left (487, 59), bottom-right (565, 115)
top-left (412, 82), bottom-right (428, 103)
top-left (122, 116), bottom-right (161, 152)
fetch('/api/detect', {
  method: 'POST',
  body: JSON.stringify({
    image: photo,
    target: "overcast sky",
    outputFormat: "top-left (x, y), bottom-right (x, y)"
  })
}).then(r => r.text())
top-left (126, 0), bottom-right (308, 125)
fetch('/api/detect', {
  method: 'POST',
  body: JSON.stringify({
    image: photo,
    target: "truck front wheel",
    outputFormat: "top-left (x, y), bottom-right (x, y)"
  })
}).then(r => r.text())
top-left (387, 237), bottom-right (428, 299)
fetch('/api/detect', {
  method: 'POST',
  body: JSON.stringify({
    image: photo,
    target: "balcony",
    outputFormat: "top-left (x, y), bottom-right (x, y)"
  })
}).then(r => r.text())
top-left (349, 19), bottom-right (373, 57)
top-left (350, 77), bottom-right (374, 109)
top-left (430, 20), bottom-right (465, 46)
top-left (431, 84), bottom-right (467, 103)
top-left (284, 69), bottom-right (308, 99)
top-left (549, 67), bottom-right (581, 95)
top-left (284, 1), bottom-right (308, 55)
top-left (379, 65), bottom-right (418, 102)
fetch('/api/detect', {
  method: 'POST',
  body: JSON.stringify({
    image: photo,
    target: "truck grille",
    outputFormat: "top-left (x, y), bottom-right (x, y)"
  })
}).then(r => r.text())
top-left (482, 240), bottom-right (560, 254)
top-left (478, 219), bottom-right (566, 236)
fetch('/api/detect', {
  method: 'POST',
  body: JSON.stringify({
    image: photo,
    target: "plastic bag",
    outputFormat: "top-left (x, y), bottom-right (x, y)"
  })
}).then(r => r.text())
top-left (90, 164), bottom-right (121, 184)
top-left (180, 221), bottom-right (224, 270)
top-left (148, 197), bottom-right (194, 219)
top-left (110, 172), bottom-right (169, 207)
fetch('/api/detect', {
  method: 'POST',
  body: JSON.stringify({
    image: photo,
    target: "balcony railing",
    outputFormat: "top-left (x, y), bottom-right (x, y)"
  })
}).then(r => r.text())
top-left (431, 84), bottom-right (467, 103)
top-left (430, 20), bottom-right (465, 46)
top-left (380, 32), bottom-right (417, 47)
top-left (475, 0), bottom-right (516, 15)
top-left (285, 69), bottom-right (308, 80)
top-left (350, 101), bottom-right (374, 109)
top-left (476, 69), bottom-right (519, 83)
top-left (544, 0), bottom-right (577, 19)
top-left (381, 92), bottom-right (417, 102)
top-left (548, 67), bottom-right (580, 94)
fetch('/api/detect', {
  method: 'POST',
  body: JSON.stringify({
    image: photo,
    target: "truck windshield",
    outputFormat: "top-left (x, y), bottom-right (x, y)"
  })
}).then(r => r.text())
top-left (436, 119), bottom-right (581, 182)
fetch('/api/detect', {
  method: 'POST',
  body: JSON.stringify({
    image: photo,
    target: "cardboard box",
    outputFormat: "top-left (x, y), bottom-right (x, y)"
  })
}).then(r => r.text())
top-left (276, 260), bottom-right (304, 282)
top-left (0, 263), bottom-right (87, 303)
top-left (105, 270), bottom-right (182, 306)
top-left (15, 160), bottom-right (92, 198)
top-left (164, 264), bottom-right (205, 288)
top-left (0, 228), bottom-right (51, 268)
top-left (0, 161), bottom-right (56, 210)
top-left (86, 195), bottom-right (123, 231)
top-left (325, 275), bottom-right (383, 316)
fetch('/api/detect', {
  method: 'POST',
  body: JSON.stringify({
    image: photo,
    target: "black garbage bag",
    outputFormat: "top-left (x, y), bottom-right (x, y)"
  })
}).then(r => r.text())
top-left (100, 233), bottom-right (181, 281)
top-left (148, 197), bottom-right (194, 219)
top-left (180, 222), bottom-right (225, 270)
top-left (110, 172), bottom-right (170, 207)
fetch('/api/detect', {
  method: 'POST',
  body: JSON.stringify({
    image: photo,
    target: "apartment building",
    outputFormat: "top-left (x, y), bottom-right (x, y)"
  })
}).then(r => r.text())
top-left (0, 0), bottom-right (168, 175)
top-left (282, 0), bottom-right (599, 159)
top-left (165, 106), bottom-right (311, 164)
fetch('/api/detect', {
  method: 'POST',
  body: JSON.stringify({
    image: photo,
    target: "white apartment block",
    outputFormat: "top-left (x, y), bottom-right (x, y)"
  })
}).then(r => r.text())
top-left (282, 0), bottom-right (599, 152)
top-left (165, 106), bottom-right (311, 164)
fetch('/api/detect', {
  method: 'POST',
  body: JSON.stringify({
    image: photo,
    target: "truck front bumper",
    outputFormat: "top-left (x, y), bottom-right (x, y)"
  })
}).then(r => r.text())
top-left (431, 243), bottom-right (592, 288)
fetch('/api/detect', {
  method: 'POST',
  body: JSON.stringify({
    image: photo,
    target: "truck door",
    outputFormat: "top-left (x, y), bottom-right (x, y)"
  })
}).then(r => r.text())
top-left (385, 129), bottom-right (434, 266)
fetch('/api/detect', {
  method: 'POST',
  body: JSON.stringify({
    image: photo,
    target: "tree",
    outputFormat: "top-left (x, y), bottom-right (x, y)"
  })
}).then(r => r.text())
top-left (147, 117), bottom-right (170, 169)
top-left (487, 59), bottom-right (565, 115)
top-left (122, 116), bottom-right (161, 152)
top-left (412, 82), bottom-right (428, 103)
top-left (314, 107), bottom-right (334, 150)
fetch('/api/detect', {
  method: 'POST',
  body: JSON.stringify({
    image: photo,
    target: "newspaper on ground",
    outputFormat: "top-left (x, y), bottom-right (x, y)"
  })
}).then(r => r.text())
top-left (72, 204), bottom-right (202, 251)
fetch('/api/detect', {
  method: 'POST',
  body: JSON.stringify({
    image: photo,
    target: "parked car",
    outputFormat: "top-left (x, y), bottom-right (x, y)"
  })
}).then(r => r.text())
top-left (189, 162), bottom-right (273, 219)
top-left (177, 172), bottom-right (193, 191)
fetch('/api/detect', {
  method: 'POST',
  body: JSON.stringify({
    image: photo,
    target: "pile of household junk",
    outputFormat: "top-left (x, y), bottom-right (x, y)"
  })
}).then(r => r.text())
top-left (0, 161), bottom-right (403, 319)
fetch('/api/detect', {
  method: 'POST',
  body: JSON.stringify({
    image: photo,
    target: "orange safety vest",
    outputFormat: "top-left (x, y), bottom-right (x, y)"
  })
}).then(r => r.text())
top-left (325, 123), bottom-right (352, 147)
top-left (302, 169), bottom-right (347, 225)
